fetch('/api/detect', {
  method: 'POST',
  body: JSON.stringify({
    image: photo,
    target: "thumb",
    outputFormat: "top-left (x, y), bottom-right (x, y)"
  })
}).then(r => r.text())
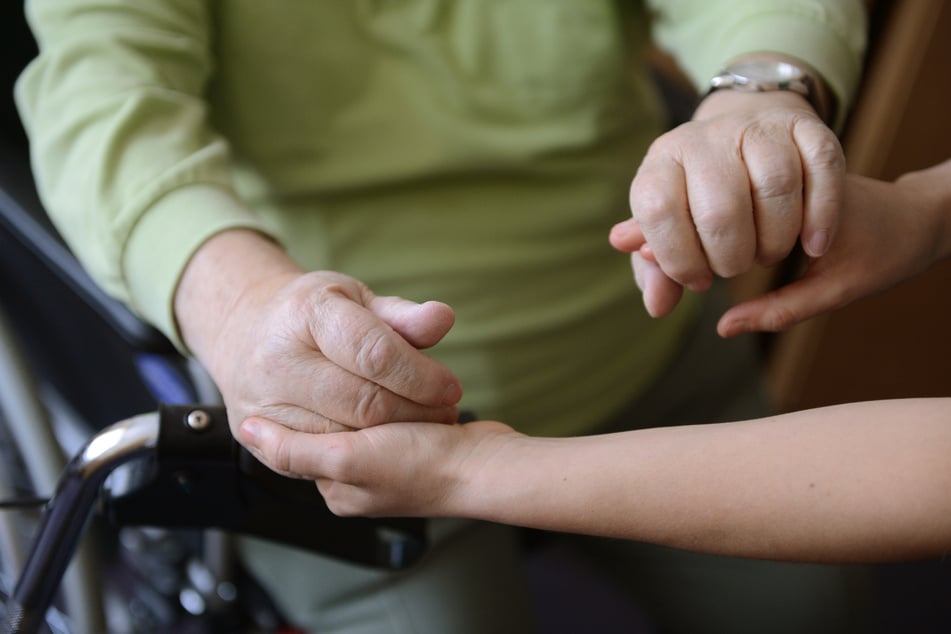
top-left (717, 267), bottom-right (842, 337)
top-left (369, 297), bottom-right (456, 349)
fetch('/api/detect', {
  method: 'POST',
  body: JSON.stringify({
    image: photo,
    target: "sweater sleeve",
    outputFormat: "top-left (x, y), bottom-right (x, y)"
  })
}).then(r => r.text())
top-left (646, 0), bottom-right (868, 131)
top-left (15, 0), bottom-right (273, 348)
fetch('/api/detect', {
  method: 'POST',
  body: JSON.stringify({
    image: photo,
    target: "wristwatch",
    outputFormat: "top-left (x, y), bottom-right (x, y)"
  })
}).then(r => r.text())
top-left (707, 59), bottom-right (834, 125)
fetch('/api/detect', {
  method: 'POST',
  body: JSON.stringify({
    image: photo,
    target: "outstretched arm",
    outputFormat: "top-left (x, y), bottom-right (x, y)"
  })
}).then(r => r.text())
top-left (239, 397), bottom-right (951, 564)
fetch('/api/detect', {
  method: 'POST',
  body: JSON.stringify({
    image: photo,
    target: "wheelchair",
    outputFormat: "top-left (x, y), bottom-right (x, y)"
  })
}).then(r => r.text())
top-left (0, 8), bottom-right (426, 633)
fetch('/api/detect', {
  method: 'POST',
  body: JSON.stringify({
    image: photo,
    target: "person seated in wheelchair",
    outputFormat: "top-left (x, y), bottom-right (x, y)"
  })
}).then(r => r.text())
top-left (15, 1), bottom-right (870, 632)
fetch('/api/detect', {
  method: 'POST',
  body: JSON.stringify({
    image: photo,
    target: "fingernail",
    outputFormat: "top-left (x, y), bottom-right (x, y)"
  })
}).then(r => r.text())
top-left (443, 382), bottom-right (462, 406)
top-left (725, 320), bottom-right (750, 337)
top-left (806, 229), bottom-right (830, 257)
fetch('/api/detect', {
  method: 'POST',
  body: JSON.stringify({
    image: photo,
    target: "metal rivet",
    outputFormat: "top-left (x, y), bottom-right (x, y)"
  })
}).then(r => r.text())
top-left (185, 409), bottom-right (211, 431)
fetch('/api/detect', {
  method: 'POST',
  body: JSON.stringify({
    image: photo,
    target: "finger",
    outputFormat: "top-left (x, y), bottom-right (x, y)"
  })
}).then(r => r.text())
top-left (629, 153), bottom-right (711, 290)
top-left (792, 117), bottom-right (845, 257)
top-left (248, 406), bottom-right (354, 435)
top-left (269, 356), bottom-right (460, 429)
top-left (640, 243), bottom-right (656, 263)
top-left (633, 251), bottom-right (685, 318)
top-left (683, 148), bottom-right (756, 278)
top-left (741, 124), bottom-right (804, 266)
top-left (370, 298), bottom-right (455, 349)
top-left (312, 292), bottom-right (462, 407)
top-left (237, 403), bottom-right (359, 434)
top-left (716, 267), bottom-right (844, 337)
top-left (608, 218), bottom-right (647, 253)
top-left (239, 417), bottom-right (348, 481)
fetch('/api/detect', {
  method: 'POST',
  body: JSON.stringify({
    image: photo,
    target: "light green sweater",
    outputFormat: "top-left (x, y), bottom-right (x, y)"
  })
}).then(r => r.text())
top-left (16, 0), bottom-right (865, 436)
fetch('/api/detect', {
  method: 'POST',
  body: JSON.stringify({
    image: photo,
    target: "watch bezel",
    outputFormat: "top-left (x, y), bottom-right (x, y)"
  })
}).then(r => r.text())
top-left (710, 60), bottom-right (812, 96)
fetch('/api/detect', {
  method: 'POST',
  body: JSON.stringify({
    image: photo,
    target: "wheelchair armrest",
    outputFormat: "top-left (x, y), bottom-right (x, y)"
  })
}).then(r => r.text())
top-left (104, 403), bottom-right (427, 570)
top-left (102, 404), bottom-right (426, 569)
top-left (5, 405), bottom-right (426, 634)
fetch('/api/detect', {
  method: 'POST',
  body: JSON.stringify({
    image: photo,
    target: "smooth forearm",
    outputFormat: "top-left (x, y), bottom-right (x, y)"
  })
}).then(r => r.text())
top-left (458, 399), bottom-right (951, 562)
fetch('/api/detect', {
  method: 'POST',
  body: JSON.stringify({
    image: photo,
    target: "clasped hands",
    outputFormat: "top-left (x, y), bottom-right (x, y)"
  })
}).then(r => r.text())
top-left (229, 88), bottom-right (928, 511)
top-left (610, 89), bottom-right (845, 333)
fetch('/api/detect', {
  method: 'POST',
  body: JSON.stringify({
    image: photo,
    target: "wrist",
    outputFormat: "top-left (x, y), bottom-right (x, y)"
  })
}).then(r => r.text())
top-left (174, 229), bottom-right (301, 371)
top-left (693, 87), bottom-right (818, 122)
top-left (448, 423), bottom-right (529, 522)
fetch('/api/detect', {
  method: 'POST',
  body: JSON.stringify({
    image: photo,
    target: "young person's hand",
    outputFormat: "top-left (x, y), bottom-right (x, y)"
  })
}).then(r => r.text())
top-left (239, 417), bottom-right (519, 517)
top-left (718, 164), bottom-right (951, 336)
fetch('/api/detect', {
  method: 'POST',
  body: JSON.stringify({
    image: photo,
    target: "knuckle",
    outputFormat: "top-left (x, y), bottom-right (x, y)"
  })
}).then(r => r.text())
top-left (763, 303), bottom-right (800, 332)
top-left (630, 189), bottom-right (674, 230)
top-left (811, 137), bottom-right (845, 172)
top-left (630, 153), bottom-right (682, 232)
top-left (738, 118), bottom-right (778, 149)
top-left (795, 119), bottom-right (845, 171)
top-left (692, 210), bottom-right (756, 278)
top-left (753, 169), bottom-right (800, 203)
top-left (267, 434), bottom-right (296, 475)
top-left (353, 382), bottom-right (390, 426)
top-left (693, 208), bottom-right (737, 244)
top-left (355, 331), bottom-right (397, 380)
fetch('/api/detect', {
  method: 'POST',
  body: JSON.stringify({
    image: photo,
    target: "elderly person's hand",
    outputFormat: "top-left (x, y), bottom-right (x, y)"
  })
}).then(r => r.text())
top-left (612, 64), bottom-right (845, 318)
top-left (175, 229), bottom-right (462, 474)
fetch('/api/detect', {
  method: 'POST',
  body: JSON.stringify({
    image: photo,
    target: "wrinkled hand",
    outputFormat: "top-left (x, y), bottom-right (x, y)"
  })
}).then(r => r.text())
top-left (716, 172), bottom-right (944, 336)
top-left (239, 418), bottom-right (519, 518)
top-left (176, 231), bottom-right (463, 477)
top-left (612, 90), bottom-right (845, 317)
top-left (210, 270), bottom-right (463, 451)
